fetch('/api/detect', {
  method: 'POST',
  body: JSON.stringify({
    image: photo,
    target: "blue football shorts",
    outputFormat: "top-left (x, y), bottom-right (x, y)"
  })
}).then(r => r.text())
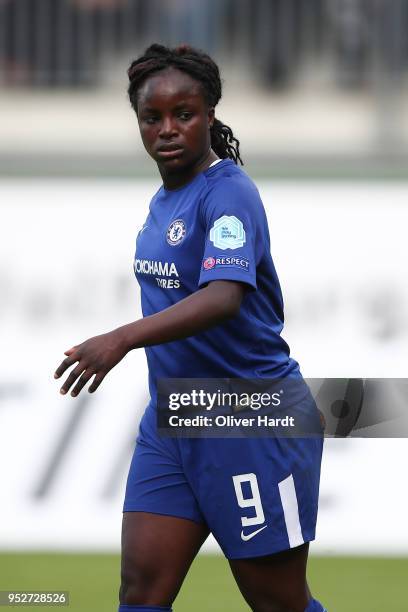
top-left (123, 399), bottom-right (323, 559)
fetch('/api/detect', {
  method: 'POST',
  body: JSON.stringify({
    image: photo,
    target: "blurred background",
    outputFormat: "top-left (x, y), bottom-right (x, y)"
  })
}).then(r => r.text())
top-left (1, 0), bottom-right (408, 174)
top-left (1, 1), bottom-right (408, 611)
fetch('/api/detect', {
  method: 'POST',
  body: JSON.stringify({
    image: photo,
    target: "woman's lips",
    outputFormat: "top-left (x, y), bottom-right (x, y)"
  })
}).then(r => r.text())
top-left (156, 147), bottom-right (184, 159)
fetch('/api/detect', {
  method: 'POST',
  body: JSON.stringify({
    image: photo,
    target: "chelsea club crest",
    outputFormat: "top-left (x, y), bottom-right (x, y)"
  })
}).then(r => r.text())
top-left (166, 218), bottom-right (186, 246)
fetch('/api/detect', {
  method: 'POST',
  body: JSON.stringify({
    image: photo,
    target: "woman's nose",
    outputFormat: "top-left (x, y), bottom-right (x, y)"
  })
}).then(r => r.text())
top-left (159, 116), bottom-right (177, 138)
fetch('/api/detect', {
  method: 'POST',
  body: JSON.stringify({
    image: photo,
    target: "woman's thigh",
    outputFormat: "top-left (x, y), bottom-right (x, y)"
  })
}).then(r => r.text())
top-left (229, 542), bottom-right (311, 612)
top-left (120, 511), bottom-right (209, 606)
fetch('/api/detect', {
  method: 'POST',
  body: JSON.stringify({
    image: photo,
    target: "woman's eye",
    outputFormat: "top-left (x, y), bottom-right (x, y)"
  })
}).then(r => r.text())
top-left (179, 112), bottom-right (192, 121)
top-left (145, 116), bottom-right (158, 124)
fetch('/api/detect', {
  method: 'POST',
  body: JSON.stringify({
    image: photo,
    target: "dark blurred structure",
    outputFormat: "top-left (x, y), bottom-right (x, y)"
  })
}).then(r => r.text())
top-left (328, 0), bottom-right (408, 88)
top-left (0, 0), bottom-right (138, 86)
top-left (1, 0), bottom-right (408, 89)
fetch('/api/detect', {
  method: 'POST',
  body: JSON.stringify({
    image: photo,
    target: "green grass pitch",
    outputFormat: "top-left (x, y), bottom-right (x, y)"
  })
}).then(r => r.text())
top-left (0, 553), bottom-right (407, 611)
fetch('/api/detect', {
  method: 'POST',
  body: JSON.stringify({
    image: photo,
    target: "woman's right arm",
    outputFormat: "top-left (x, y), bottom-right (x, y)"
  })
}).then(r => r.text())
top-left (54, 279), bottom-right (247, 397)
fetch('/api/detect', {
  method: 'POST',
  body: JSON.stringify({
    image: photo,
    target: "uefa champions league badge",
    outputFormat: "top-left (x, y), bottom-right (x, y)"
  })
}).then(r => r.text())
top-left (209, 215), bottom-right (246, 250)
top-left (203, 256), bottom-right (216, 270)
top-left (166, 218), bottom-right (187, 246)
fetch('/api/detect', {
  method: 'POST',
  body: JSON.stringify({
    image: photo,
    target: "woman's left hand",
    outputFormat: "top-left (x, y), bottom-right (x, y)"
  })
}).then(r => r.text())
top-left (54, 329), bottom-right (129, 397)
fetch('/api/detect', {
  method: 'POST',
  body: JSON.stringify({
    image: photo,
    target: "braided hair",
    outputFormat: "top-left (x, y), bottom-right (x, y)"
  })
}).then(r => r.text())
top-left (127, 43), bottom-right (243, 165)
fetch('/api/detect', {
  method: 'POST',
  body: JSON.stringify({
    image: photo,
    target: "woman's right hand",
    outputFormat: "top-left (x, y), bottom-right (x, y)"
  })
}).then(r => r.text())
top-left (54, 328), bottom-right (129, 397)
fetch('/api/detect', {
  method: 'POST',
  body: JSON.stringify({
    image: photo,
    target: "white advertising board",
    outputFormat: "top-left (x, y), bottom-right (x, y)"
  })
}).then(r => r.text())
top-left (0, 179), bottom-right (407, 554)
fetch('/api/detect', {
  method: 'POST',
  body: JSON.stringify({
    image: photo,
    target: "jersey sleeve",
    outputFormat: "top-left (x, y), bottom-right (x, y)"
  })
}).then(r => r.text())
top-left (198, 175), bottom-right (265, 291)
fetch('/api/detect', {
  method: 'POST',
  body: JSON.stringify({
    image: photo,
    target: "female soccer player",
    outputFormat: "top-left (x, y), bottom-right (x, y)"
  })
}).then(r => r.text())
top-left (55, 44), bottom-right (326, 612)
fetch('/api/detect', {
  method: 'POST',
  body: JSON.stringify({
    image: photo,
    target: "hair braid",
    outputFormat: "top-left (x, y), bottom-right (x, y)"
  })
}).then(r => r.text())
top-left (127, 43), bottom-right (243, 165)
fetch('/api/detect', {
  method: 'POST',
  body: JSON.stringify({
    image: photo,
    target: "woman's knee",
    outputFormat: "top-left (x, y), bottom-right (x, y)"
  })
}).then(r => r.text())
top-left (245, 594), bottom-right (297, 612)
top-left (119, 512), bottom-right (208, 605)
top-left (119, 555), bottom-right (174, 606)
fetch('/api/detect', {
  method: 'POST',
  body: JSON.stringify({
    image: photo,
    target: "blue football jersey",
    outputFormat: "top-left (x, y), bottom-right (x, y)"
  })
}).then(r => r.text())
top-left (133, 159), bottom-right (300, 406)
top-left (125, 160), bottom-right (323, 560)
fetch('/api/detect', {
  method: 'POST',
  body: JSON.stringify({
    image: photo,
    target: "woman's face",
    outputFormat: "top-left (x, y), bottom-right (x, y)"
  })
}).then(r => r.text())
top-left (136, 67), bottom-right (214, 173)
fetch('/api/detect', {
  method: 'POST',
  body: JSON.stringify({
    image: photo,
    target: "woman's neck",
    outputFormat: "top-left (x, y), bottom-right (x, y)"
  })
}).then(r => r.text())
top-left (159, 149), bottom-right (220, 191)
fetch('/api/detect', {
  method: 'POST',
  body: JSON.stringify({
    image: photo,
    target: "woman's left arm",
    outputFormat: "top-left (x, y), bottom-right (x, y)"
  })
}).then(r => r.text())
top-left (54, 280), bottom-right (246, 397)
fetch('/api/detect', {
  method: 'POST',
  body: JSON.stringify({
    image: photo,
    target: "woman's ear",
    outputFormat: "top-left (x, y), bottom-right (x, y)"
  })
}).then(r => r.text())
top-left (208, 107), bottom-right (215, 129)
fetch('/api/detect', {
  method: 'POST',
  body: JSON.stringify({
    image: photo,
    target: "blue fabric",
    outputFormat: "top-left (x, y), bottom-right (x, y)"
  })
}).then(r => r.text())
top-left (305, 598), bottom-right (327, 611)
top-left (124, 398), bottom-right (324, 559)
top-left (124, 159), bottom-right (324, 560)
top-left (133, 158), bottom-right (301, 409)
top-left (118, 606), bottom-right (172, 611)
